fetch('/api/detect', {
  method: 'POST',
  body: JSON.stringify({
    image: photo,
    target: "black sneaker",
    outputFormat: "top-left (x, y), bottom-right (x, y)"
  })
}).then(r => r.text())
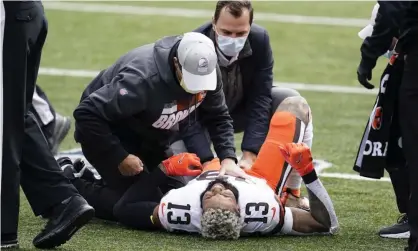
top-left (379, 214), bottom-right (410, 239)
top-left (1, 233), bottom-right (18, 249)
top-left (33, 195), bottom-right (95, 249)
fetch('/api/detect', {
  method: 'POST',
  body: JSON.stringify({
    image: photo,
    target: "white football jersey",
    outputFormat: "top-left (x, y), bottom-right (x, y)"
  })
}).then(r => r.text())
top-left (158, 170), bottom-right (282, 235)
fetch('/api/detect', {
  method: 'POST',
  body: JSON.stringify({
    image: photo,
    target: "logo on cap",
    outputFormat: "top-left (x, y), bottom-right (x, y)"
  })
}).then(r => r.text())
top-left (119, 88), bottom-right (128, 96)
top-left (197, 58), bottom-right (209, 73)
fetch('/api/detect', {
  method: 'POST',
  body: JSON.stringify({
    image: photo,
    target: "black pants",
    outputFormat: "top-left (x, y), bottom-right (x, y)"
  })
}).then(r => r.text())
top-left (399, 41), bottom-right (418, 249)
top-left (387, 166), bottom-right (410, 214)
top-left (74, 140), bottom-right (185, 221)
top-left (1, 1), bottom-right (78, 234)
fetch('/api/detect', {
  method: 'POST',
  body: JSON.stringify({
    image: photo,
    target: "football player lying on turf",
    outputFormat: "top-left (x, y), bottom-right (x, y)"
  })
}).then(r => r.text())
top-left (111, 110), bottom-right (339, 238)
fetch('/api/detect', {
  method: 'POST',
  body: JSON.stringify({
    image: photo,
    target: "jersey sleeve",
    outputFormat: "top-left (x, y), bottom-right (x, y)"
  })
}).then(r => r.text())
top-left (158, 183), bottom-right (206, 233)
top-left (233, 180), bottom-right (283, 235)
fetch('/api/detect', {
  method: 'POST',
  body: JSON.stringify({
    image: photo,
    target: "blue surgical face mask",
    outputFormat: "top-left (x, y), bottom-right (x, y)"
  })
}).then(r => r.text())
top-left (214, 27), bottom-right (248, 57)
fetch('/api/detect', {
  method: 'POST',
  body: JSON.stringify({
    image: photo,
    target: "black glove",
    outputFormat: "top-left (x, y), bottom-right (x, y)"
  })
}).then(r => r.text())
top-left (357, 64), bottom-right (374, 89)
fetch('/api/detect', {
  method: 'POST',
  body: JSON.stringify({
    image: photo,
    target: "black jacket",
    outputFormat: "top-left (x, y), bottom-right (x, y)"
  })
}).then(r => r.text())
top-left (74, 35), bottom-right (236, 169)
top-left (378, 1), bottom-right (418, 52)
top-left (360, 1), bottom-right (418, 71)
top-left (191, 22), bottom-right (274, 155)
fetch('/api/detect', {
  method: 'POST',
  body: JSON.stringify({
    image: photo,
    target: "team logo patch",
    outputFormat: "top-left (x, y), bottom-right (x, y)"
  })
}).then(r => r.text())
top-left (371, 106), bottom-right (383, 130)
top-left (152, 92), bottom-right (207, 130)
top-left (119, 88), bottom-right (128, 96)
top-left (389, 53), bottom-right (398, 65)
top-left (197, 58), bottom-right (209, 73)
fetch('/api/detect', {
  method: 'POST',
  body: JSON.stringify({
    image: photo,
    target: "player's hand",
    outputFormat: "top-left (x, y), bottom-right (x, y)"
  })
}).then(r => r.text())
top-left (161, 153), bottom-right (203, 176)
top-left (278, 143), bottom-right (314, 177)
top-left (238, 151), bottom-right (256, 170)
top-left (118, 154), bottom-right (144, 176)
top-left (219, 158), bottom-right (251, 179)
top-left (357, 64), bottom-right (374, 89)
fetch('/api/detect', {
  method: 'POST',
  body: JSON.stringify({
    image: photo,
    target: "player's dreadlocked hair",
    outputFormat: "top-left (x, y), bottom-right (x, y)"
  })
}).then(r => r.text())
top-left (201, 208), bottom-right (241, 240)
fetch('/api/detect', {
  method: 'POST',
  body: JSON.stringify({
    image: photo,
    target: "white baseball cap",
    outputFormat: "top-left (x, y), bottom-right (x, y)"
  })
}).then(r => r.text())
top-left (358, 3), bottom-right (380, 39)
top-left (177, 32), bottom-right (217, 92)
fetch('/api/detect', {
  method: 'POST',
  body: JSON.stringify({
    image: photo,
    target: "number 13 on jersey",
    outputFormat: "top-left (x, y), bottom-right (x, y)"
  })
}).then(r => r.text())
top-left (161, 202), bottom-right (191, 225)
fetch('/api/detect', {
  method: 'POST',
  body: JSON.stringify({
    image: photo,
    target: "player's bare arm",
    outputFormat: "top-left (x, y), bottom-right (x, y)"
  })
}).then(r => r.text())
top-left (279, 143), bottom-right (339, 236)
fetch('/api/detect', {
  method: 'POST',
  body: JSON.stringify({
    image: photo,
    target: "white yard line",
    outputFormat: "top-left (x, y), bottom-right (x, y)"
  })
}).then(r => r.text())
top-left (39, 67), bottom-right (378, 95)
top-left (43, 2), bottom-right (369, 27)
top-left (320, 172), bottom-right (390, 182)
top-left (40, 2), bottom-right (376, 95)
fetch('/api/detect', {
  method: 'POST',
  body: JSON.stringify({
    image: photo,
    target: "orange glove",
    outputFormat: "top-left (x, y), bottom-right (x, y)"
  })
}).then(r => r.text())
top-left (278, 142), bottom-right (314, 177)
top-left (202, 158), bottom-right (221, 172)
top-left (161, 153), bottom-right (203, 176)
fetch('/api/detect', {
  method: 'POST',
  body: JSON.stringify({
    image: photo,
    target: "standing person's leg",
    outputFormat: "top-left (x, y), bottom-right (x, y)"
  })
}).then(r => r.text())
top-left (18, 4), bottom-right (77, 215)
top-left (389, 167), bottom-right (410, 216)
top-left (20, 112), bottom-right (83, 216)
top-left (399, 44), bottom-right (418, 250)
top-left (1, 2), bottom-right (30, 248)
top-left (0, 0), bottom-right (5, 195)
top-left (21, 112), bottom-right (95, 249)
top-left (3, 2), bottom-right (94, 248)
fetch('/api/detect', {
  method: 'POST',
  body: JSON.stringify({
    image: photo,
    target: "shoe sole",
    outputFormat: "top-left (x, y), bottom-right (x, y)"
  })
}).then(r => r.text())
top-left (51, 119), bottom-right (71, 155)
top-left (33, 205), bottom-right (95, 249)
top-left (1, 243), bottom-right (19, 249)
top-left (380, 231), bottom-right (410, 239)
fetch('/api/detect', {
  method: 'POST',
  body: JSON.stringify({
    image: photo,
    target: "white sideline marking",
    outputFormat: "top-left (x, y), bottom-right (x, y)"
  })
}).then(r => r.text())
top-left (42, 2), bottom-right (369, 28)
top-left (39, 67), bottom-right (378, 95)
top-left (320, 172), bottom-right (390, 182)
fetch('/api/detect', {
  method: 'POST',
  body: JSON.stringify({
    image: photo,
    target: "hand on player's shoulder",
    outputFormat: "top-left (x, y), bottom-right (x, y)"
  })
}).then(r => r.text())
top-left (219, 158), bottom-right (252, 180)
